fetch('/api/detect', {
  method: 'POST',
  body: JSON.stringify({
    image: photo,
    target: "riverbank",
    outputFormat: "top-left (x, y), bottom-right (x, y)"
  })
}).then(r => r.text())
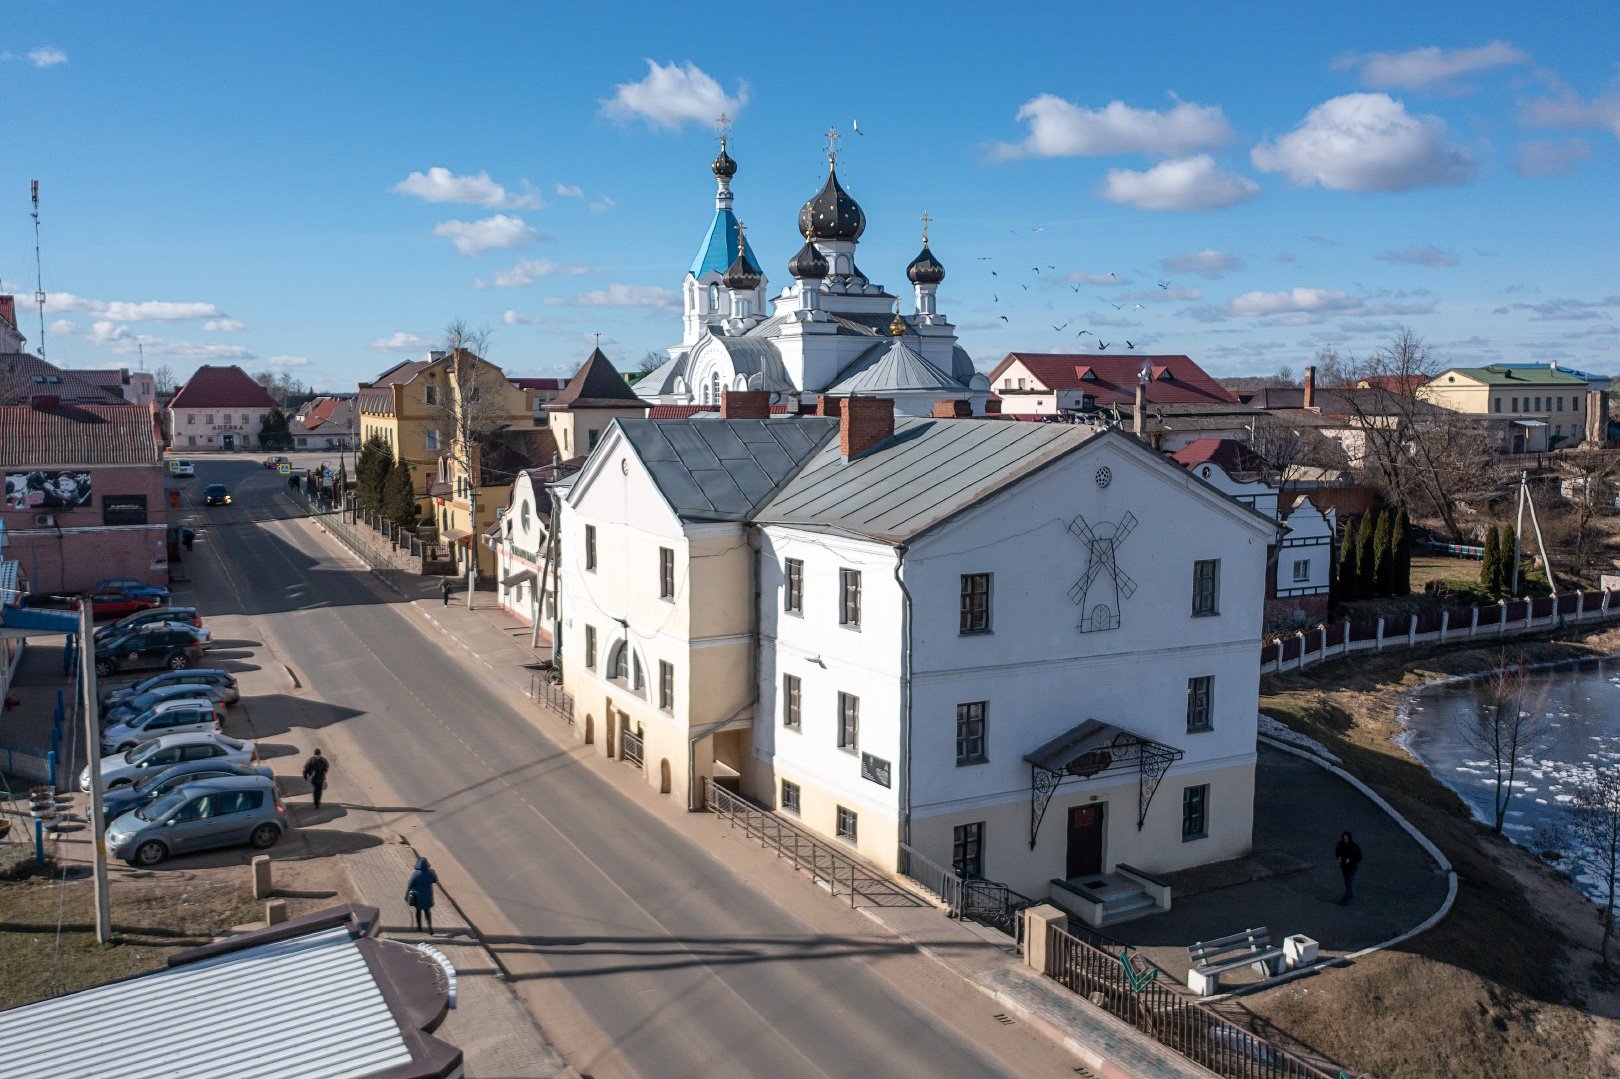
top-left (1252, 625), bottom-right (1620, 1078)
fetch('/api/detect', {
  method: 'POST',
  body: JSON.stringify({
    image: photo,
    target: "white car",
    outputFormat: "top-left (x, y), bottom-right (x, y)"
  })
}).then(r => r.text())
top-left (101, 698), bottom-right (224, 754)
top-left (81, 731), bottom-right (258, 792)
top-left (167, 459), bottom-right (196, 477)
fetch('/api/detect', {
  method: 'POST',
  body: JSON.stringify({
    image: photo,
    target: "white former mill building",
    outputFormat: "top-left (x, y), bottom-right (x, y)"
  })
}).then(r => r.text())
top-left (556, 392), bottom-right (1274, 922)
top-left (635, 137), bottom-right (991, 418)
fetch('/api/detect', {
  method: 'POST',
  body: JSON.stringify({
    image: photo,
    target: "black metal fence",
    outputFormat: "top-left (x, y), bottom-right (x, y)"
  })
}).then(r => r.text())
top-left (896, 842), bottom-right (1036, 949)
top-left (1045, 924), bottom-right (1338, 1079)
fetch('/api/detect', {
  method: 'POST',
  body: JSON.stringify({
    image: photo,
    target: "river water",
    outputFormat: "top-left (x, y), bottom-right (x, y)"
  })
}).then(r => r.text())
top-left (1399, 657), bottom-right (1620, 908)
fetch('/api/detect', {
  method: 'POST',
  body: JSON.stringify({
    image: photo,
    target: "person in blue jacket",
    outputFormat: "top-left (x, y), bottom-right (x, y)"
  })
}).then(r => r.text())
top-left (406, 857), bottom-right (439, 934)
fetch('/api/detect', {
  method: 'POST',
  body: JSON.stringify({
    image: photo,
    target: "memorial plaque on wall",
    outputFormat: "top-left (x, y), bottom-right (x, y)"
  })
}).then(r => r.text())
top-left (102, 494), bottom-right (149, 526)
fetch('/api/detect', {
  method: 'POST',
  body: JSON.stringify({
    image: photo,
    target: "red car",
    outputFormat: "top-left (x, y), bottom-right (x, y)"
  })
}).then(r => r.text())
top-left (73, 591), bottom-right (163, 621)
top-left (262, 455), bottom-right (291, 470)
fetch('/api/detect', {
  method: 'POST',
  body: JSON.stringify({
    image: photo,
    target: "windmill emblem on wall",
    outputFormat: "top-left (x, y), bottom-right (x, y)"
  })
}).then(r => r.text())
top-left (1067, 512), bottom-right (1138, 631)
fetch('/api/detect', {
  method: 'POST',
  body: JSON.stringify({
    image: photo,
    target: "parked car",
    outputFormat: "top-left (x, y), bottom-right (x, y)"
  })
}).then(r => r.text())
top-left (203, 483), bottom-right (232, 506)
top-left (95, 578), bottom-right (172, 600)
top-left (72, 591), bottom-right (163, 622)
top-left (101, 699), bottom-right (225, 754)
top-left (95, 606), bottom-right (203, 644)
top-left (262, 455), bottom-right (291, 470)
top-left (102, 682), bottom-right (227, 727)
top-left (101, 669), bottom-right (240, 708)
top-left (166, 459), bottom-right (196, 477)
top-left (93, 626), bottom-right (205, 677)
top-left (102, 760), bottom-right (274, 820)
top-left (81, 731), bottom-right (258, 791)
top-left (105, 775), bottom-right (286, 866)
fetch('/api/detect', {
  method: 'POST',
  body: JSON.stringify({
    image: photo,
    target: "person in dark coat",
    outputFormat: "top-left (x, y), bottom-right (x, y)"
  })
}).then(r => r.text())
top-left (301, 748), bottom-right (330, 809)
top-left (439, 577), bottom-right (453, 606)
top-left (1336, 831), bottom-right (1363, 904)
top-left (406, 857), bottom-right (439, 934)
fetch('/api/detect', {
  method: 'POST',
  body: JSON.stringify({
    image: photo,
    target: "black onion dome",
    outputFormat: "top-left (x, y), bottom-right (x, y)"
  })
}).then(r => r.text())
top-left (723, 251), bottom-right (761, 291)
top-left (798, 166), bottom-right (866, 241)
top-left (907, 244), bottom-right (945, 285)
top-left (712, 143), bottom-right (738, 180)
top-left (788, 241), bottom-right (828, 280)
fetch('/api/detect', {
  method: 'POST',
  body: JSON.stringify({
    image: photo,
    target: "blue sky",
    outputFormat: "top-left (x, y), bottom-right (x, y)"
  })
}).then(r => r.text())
top-left (5, 2), bottom-right (1617, 391)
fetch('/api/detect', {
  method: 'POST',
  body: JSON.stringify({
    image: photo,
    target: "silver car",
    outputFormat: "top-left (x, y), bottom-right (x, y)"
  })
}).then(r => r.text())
top-left (105, 775), bottom-right (286, 866)
top-left (102, 669), bottom-right (240, 708)
top-left (102, 683), bottom-right (226, 728)
top-left (102, 760), bottom-right (275, 820)
top-left (101, 699), bottom-right (223, 755)
top-left (81, 731), bottom-right (258, 791)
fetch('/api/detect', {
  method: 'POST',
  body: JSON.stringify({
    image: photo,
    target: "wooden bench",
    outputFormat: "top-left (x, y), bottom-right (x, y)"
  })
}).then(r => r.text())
top-left (1185, 927), bottom-right (1286, 995)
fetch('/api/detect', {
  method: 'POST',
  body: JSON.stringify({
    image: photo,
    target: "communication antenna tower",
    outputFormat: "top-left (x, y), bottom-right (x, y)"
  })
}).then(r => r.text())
top-left (30, 180), bottom-right (47, 361)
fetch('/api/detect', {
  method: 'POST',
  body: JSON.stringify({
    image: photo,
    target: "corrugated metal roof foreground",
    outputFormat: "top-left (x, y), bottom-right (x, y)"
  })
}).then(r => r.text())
top-left (0, 404), bottom-right (161, 466)
top-left (0, 926), bottom-right (414, 1079)
top-left (617, 417), bottom-right (837, 521)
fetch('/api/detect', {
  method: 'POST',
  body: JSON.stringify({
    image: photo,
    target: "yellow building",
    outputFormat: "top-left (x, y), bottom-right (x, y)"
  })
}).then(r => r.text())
top-left (544, 348), bottom-right (649, 459)
top-left (1419, 364), bottom-right (1592, 450)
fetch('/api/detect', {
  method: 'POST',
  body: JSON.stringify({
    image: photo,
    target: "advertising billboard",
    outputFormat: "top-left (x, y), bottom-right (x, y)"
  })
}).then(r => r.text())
top-left (4, 471), bottom-right (94, 510)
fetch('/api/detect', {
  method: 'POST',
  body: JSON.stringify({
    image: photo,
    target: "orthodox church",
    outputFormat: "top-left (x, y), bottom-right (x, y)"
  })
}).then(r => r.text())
top-left (636, 139), bottom-right (990, 416)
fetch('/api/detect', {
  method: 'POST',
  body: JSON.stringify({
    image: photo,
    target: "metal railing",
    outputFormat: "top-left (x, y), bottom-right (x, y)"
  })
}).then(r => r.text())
top-left (703, 779), bottom-right (925, 909)
top-left (896, 842), bottom-right (1037, 949)
top-left (897, 843), bottom-right (964, 915)
top-left (620, 728), bottom-right (644, 767)
top-left (528, 673), bottom-right (573, 722)
top-left (1045, 924), bottom-right (1339, 1079)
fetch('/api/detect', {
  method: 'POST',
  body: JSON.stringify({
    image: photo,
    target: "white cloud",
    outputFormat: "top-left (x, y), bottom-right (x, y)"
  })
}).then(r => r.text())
top-left (1341, 42), bottom-right (1527, 91)
top-left (544, 284), bottom-right (678, 309)
top-left (1251, 93), bottom-right (1474, 192)
top-left (600, 60), bottom-right (747, 131)
top-left (40, 293), bottom-right (224, 321)
top-left (554, 183), bottom-right (584, 198)
top-left (203, 319), bottom-right (247, 332)
top-left (432, 214), bottom-right (541, 256)
top-left (48, 318), bottom-right (78, 336)
top-left (85, 320), bottom-right (256, 360)
top-left (1161, 248), bottom-right (1245, 279)
top-left (478, 257), bottom-right (592, 288)
top-left (994, 94), bottom-right (1233, 159)
top-left (1063, 272), bottom-right (1127, 286)
top-left (502, 310), bottom-right (548, 325)
top-left (1097, 156), bottom-right (1259, 211)
top-left (1513, 137), bottom-right (1592, 177)
top-left (370, 331), bottom-right (433, 352)
top-left (393, 168), bottom-right (542, 209)
top-left (266, 354), bottom-right (312, 368)
top-left (1376, 246), bottom-right (1459, 267)
top-left (1520, 89), bottom-right (1620, 138)
top-left (1228, 287), bottom-right (1363, 319)
top-left (27, 47), bottom-right (67, 68)
top-left (590, 196), bottom-right (616, 213)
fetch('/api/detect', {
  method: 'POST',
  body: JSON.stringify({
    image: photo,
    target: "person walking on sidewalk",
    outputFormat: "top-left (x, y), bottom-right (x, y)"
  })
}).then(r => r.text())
top-left (439, 577), bottom-right (453, 606)
top-left (1336, 830), bottom-right (1363, 904)
top-left (302, 748), bottom-right (331, 809)
top-left (406, 857), bottom-right (439, 934)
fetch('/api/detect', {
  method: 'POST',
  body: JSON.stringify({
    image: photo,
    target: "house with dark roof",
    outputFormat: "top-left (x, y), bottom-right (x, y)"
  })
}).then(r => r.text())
top-left (1, 398), bottom-right (167, 592)
top-left (545, 348), bottom-right (649, 458)
top-left (166, 365), bottom-right (280, 452)
top-left (61, 366), bottom-right (158, 407)
top-left (559, 392), bottom-right (1275, 908)
top-left (988, 353), bottom-right (1236, 417)
top-left (1, 352), bottom-right (128, 406)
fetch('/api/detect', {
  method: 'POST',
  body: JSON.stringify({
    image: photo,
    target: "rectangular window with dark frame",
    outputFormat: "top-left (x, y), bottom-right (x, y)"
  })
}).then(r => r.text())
top-left (585, 525), bottom-right (597, 572)
top-left (1192, 559), bottom-right (1219, 615)
top-left (952, 821), bottom-right (985, 879)
top-left (659, 660), bottom-right (674, 712)
top-left (860, 753), bottom-right (891, 788)
top-left (1187, 676), bottom-right (1213, 732)
top-left (1182, 784), bottom-right (1209, 840)
top-left (781, 779), bottom-right (800, 815)
top-left (959, 573), bottom-right (992, 634)
top-left (1291, 558), bottom-right (1310, 583)
top-left (782, 674), bottom-right (801, 730)
top-left (956, 701), bottom-right (988, 765)
top-left (784, 558), bottom-right (804, 614)
top-left (836, 805), bottom-right (858, 843)
top-left (584, 625), bottom-right (597, 671)
top-left (839, 568), bottom-right (861, 628)
top-left (837, 691), bottom-right (859, 752)
top-left (659, 547), bottom-right (675, 599)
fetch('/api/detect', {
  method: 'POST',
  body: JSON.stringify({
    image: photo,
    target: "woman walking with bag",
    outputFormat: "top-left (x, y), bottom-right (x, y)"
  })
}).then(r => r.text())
top-left (406, 857), bottom-right (439, 934)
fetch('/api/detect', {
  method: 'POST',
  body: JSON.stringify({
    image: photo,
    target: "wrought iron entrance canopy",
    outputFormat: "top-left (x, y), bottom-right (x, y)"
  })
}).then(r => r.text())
top-left (1022, 720), bottom-right (1184, 848)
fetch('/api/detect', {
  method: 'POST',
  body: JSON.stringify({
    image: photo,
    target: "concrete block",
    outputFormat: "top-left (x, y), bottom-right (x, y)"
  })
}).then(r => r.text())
top-left (1022, 903), bottom-right (1067, 973)
top-left (252, 854), bottom-right (272, 899)
top-left (265, 899), bottom-right (288, 926)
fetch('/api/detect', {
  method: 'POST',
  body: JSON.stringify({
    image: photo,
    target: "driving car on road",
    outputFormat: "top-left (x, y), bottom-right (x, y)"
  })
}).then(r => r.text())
top-left (81, 731), bottom-right (258, 791)
top-left (96, 578), bottom-right (172, 600)
top-left (101, 759), bottom-right (275, 820)
top-left (203, 483), bottom-right (232, 506)
top-left (102, 682), bottom-right (228, 727)
top-left (93, 625), bottom-right (205, 677)
top-left (105, 775), bottom-right (286, 866)
top-left (94, 606), bottom-right (202, 645)
top-left (101, 669), bottom-right (239, 708)
top-left (262, 455), bottom-right (291, 470)
top-left (101, 699), bottom-right (224, 754)
top-left (73, 591), bottom-right (163, 622)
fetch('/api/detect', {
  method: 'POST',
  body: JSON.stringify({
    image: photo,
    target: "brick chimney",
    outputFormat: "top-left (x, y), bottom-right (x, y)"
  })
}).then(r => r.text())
top-left (932, 399), bottom-right (972, 418)
top-left (816, 394), bottom-right (843, 418)
top-left (1303, 364), bottom-right (1317, 410)
top-left (1133, 381), bottom-right (1147, 438)
top-left (0, 295), bottom-right (15, 328)
top-left (720, 389), bottom-right (770, 419)
top-left (841, 397), bottom-right (895, 458)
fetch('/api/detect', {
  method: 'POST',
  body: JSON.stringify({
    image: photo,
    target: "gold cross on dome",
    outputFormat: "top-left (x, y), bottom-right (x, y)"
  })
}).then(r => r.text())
top-left (736, 220), bottom-right (748, 258)
top-left (823, 126), bottom-right (841, 164)
top-left (920, 211), bottom-right (932, 245)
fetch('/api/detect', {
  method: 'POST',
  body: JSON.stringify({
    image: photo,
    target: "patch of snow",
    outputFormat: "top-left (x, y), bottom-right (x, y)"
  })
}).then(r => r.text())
top-left (1258, 714), bottom-right (1341, 763)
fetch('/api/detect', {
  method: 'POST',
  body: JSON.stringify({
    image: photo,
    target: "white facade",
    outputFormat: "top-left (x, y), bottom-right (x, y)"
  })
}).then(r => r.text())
top-left (491, 470), bottom-right (562, 634)
top-left (169, 407), bottom-right (270, 450)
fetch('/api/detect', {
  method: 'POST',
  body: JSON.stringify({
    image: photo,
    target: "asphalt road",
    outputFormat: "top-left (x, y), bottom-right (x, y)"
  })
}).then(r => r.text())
top-left (178, 456), bottom-right (1073, 1079)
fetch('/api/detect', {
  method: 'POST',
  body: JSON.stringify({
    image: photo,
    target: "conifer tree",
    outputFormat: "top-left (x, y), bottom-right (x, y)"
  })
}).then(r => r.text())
top-left (382, 461), bottom-right (418, 530)
top-left (1501, 524), bottom-right (1519, 594)
top-left (1481, 526), bottom-right (1500, 593)
top-left (1337, 518), bottom-right (1359, 602)
top-left (1392, 508), bottom-right (1411, 595)
top-left (1355, 513), bottom-right (1377, 599)
top-left (1372, 510), bottom-right (1393, 597)
top-left (355, 433), bottom-right (393, 517)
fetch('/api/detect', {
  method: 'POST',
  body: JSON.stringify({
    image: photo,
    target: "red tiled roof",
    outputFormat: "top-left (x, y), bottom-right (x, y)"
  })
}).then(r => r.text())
top-left (1172, 438), bottom-right (1246, 473)
top-left (988, 353), bottom-right (1236, 406)
top-left (0, 402), bottom-right (162, 466)
top-left (510, 377), bottom-right (566, 391)
top-left (1353, 374), bottom-right (1424, 394)
top-left (168, 365), bottom-right (278, 410)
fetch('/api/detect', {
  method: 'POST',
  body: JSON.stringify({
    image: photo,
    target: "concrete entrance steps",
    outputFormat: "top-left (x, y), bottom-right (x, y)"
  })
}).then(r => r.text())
top-left (1067, 872), bottom-right (1159, 926)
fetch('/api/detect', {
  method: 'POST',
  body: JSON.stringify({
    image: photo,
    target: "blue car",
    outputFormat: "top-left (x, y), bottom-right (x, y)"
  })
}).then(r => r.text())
top-left (101, 669), bottom-right (240, 708)
top-left (96, 578), bottom-right (172, 601)
top-left (101, 759), bottom-right (274, 821)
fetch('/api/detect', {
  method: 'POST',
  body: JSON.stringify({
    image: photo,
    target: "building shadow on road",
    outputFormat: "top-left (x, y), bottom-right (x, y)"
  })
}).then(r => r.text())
top-left (478, 931), bottom-right (968, 980)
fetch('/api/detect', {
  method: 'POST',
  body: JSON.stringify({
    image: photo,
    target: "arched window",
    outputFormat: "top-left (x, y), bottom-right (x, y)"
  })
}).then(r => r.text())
top-left (709, 283), bottom-right (719, 309)
top-left (710, 372), bottom-right (721, 405)
top-left (607, 643), bottom-right (629, 682)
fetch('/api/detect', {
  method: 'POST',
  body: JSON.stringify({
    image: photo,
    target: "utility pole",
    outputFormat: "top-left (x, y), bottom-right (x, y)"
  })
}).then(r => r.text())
top-left (79, 603), bottom-right (111, 942)
top-left (466, 480), bottom-right (477, 609)
top-left (30, 180), bottom-right (47, 362)
top-left (1512, 470), bottom-right (1527, 595)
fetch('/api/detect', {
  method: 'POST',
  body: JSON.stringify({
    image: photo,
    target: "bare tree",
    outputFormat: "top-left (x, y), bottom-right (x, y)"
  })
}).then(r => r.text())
top-left (1310, 345), bottom-right (1353, 388)
top-left (1458, 657), bottom-right (1550, 834)
top-left (634, 350), bottom-right (666, 376)
top-left (152, 364), bottom-right (177, 395)
top-left (439, 320), bottom-right (509, 607)
top-left (1557, 448), bottom-right (1618, 568)
top-left (1571, 763), bottom-right (1620, 968)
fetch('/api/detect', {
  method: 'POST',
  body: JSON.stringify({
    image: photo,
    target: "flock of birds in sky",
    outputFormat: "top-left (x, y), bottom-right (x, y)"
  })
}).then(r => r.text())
top-left (972, 249), bottom-right (1176, 350)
